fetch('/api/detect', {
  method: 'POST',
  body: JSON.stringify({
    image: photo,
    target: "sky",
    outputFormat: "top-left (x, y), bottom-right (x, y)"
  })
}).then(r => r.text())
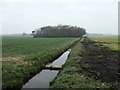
top-left (0, 0), bottom-right (119, 35)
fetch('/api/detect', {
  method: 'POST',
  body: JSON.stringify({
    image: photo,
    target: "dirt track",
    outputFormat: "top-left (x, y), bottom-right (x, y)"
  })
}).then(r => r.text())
top-left (81, 38), bottom-right (119, 87)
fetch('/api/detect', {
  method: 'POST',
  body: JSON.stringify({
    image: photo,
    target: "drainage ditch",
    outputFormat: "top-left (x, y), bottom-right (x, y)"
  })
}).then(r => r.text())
top-left (22, 49), bottom-right (71, 89)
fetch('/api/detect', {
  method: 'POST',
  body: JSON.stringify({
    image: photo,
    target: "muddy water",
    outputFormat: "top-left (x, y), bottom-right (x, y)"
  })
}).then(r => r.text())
top-left (22, 49), bottom-right (71, 89)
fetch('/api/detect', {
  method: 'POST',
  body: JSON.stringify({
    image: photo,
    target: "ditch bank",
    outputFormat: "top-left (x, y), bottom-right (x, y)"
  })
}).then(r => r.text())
top-left (2, 38), bottom-right (80, 90)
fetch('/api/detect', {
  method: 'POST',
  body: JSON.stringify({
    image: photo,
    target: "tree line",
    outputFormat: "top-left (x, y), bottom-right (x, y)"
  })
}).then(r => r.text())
top-left (33, 25), bottom-right (86, 38)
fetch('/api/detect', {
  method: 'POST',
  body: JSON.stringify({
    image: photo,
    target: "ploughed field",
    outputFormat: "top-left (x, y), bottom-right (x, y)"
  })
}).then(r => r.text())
top-left (81, 37), bottom-right (119, 83)
top-left (2, 36), bottom-right (78, 89)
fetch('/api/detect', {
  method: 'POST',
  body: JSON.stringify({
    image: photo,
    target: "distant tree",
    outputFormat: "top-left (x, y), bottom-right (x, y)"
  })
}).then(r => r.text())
top-left (22, 32), bottom-right (26, 36)
top-left (33, 25), bottom-right (86, 38)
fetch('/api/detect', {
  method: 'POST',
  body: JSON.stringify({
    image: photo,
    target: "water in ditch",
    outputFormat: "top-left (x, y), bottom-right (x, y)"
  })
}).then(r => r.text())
top-left (22, 49), bottom-right (71, 89)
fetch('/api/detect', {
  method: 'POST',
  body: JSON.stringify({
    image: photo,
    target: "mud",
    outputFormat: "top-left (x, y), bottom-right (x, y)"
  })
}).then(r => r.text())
top-left (81, 38), bottom-right (120, 85)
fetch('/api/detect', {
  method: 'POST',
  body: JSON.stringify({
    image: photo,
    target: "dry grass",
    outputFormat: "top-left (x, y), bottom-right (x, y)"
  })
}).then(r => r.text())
top-left (2, 55), bottom-right (30, 66)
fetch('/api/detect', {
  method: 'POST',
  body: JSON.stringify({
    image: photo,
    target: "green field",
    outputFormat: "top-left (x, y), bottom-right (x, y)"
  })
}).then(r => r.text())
top-left (3, 36), bottom-right (77, 56)
top-left (90, 36), bottom-right (119, 51)
top-left (2, 36), bottom-right (78, 89)
top-left (90, 36), bottom-right (118, 42)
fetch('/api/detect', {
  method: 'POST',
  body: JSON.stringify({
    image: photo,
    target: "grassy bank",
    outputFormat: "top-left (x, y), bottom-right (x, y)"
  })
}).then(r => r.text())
top-left (50, 39), bottom-right (112, 88)
top-left (2, 36), bottom-right (79, 90)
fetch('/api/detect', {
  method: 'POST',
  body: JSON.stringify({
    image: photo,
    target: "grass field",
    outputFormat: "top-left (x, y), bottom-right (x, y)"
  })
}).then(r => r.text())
top-left (90, 36), bottom-right (119, 51)
top-left (2, 36), bottom-right (78, 89)
top-left (3, 36), bottom-right (77, 57)
top-left (90, 36), bottom-right (118, 42)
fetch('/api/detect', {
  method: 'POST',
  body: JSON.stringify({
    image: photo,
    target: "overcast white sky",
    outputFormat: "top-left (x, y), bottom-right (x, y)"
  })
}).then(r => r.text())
top-left (0, 0), bottom-right (119, 35)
